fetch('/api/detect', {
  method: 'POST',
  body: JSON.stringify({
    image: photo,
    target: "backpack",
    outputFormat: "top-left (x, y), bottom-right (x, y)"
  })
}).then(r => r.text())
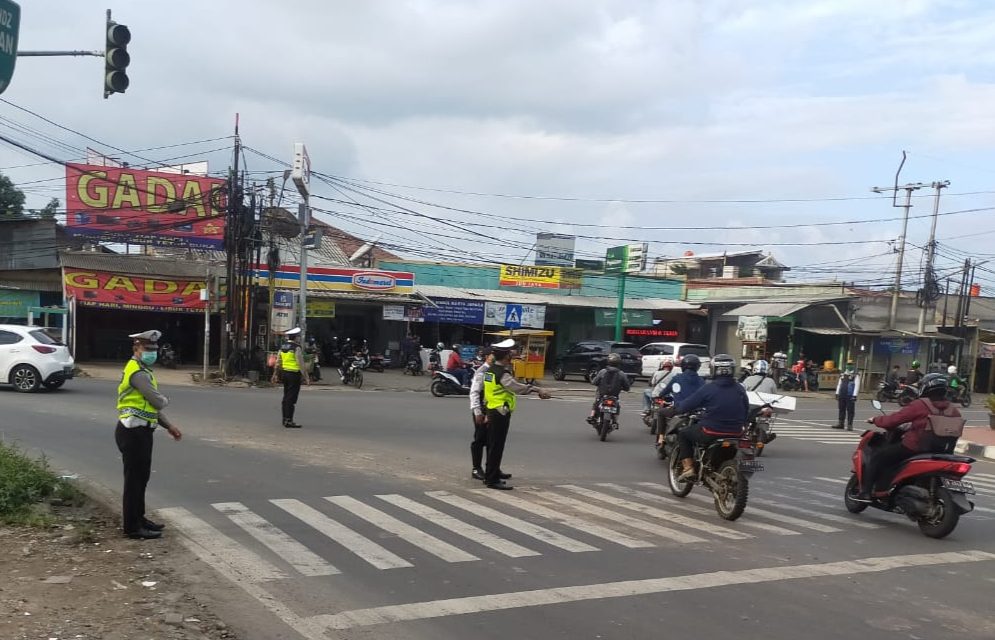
top-left (919, 398), bottom-right (966, 438)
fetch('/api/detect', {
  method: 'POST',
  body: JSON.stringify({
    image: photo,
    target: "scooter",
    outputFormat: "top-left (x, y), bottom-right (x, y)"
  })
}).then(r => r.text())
top-left (843, 400), bottom-right (975, 539)
top-left (368, 353), bottom-right (386, 373)
top-left (404, 353), bottom-right (424, 376)
top-left (876, 379), bottom-right (899, 403)
top-left (896, 383), bottom-right (919, 407)
top-left (160, 343), bottom-right (178, 369)
top-left (430, 370), bottom-right (470, 397)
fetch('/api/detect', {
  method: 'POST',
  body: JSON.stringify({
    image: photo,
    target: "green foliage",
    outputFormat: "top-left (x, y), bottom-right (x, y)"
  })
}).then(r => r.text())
top-left (986, 394), bottom-right (995, 415)
top-left (0, 441), bottom-right (85, 525)
top-left (0, 172), bottom-right (25, 217)
top-left (39, 197), bottom-right (59, 219)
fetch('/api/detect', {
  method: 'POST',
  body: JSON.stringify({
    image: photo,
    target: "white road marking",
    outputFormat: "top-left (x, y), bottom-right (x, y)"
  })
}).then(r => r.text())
top-left (636, 483), bottom-right (841, 533)
top-left (570, 484), bottom-right (751, 540)
top-left (307, 550), bottom-right (995, 630)
top-left (748, 494), bottom-right (882, 529)
top-left (813, 476), bottom-right (847, 484)
top-left (325, 496), bottom-right (478, 563)
top-left (472, 490), bottom-right (654, 549)
top-left (532, 490), bottom-right (707, 544)
top-left (426, 491), bottom-right (598, 552)
top-left (376, 494), bottom-right (540, 558)
top-left (158, 507), bottom-right (287, 583)
top-left (212, 502), bottom-right (340, 576)
top-left (271, 499), bottom-right (412, 570)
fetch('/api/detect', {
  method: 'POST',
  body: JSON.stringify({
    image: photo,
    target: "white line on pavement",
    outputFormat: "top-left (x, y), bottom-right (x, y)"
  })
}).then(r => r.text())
top-left (376, 494), bottom-right (540, 558)
top-left (326, 496), bottom-right (479, 563)
top-left (212, 502), bottom-right (340, 576)
top-left (307, 550), bottom-right (995, 630)
top-left (271, 499), bottom-right (412, 570)
top-left (623, 484), bottom-right (801, 535)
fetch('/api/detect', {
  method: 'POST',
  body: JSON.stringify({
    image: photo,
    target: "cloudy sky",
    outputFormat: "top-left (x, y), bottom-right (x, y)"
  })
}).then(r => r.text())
top-left (4, 0), bottom-right (995, 290)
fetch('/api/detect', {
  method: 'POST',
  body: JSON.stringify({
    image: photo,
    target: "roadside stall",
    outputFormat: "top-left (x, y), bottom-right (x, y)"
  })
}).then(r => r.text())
top-left (487, 329), bottom-right (554, 383)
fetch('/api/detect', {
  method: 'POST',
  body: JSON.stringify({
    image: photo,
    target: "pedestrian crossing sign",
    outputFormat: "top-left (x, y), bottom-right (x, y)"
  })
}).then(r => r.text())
top-left (504, 304), bottom-right (523, 329)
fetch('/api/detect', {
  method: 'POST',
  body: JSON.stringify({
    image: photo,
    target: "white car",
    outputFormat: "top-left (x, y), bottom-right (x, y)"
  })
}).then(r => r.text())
top-left (639, 342), bottom-right (712, 378)
top-left (0, 324), bottom-right (75, 392)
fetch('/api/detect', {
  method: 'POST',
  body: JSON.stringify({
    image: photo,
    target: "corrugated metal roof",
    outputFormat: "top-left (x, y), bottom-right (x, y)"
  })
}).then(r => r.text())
top-left (414, 285), bottom-right (697, 311)
top-left (723, 302), bottom-right (812, 317)
top-left (794, 327), bottom-right (851, 336)
top-left (59, 252), bottom-right (223, 279)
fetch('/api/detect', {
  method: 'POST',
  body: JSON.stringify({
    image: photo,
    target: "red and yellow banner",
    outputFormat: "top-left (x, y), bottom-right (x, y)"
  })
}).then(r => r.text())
top-left (65, 163), bottom-right (227, 249)
top-left (64, 269), bottom-right (208, 313)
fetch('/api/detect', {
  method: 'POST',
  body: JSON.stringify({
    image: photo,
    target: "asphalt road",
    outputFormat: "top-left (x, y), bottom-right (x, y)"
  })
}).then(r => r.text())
top-left (2, 378), bottom-right (995, 640)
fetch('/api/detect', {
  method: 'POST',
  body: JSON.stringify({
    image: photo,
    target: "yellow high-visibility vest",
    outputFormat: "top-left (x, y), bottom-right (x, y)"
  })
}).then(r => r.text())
top-left (483, 363), bottom-right (516, 413)
top-left (117, 358), bottom-right (159, 425)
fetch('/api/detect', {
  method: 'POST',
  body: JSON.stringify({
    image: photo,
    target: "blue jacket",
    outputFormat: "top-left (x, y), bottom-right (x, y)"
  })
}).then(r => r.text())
top-left (674, 377), bottom-right (750, 435)
top-left (663, 370), bottom-right (704, 403)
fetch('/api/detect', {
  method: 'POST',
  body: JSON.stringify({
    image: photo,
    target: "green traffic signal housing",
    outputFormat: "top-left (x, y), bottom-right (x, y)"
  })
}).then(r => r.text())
top-left (104, 13), bottom-right (130, 97)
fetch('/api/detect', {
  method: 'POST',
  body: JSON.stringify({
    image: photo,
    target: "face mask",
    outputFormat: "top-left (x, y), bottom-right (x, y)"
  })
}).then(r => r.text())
top-left (140, 351), bottom-right (158, 366)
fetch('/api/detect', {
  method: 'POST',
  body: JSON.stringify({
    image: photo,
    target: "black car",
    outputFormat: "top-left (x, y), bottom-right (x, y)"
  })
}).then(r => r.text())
top-left (552, 341), bottom-right (642, 383)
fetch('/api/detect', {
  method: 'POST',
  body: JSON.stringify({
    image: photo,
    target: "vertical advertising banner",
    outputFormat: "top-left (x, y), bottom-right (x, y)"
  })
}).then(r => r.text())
top-left (65, 163), bottom-right (227, 249)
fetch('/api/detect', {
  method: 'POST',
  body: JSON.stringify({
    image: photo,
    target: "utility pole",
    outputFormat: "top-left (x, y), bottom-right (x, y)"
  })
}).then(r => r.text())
top-left (290, 143), bottom-right (311, 342)
top-left (871, 182), bottom-right (923, 330)
top-left (917, 180), bottom-right (950, 333)
top-left (298, 202), bottom-right (309, 339)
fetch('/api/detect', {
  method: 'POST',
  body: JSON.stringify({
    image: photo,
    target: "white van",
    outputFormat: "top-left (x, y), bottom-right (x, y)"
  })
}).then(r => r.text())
top-left (639, 342), bottom-right (712, 378)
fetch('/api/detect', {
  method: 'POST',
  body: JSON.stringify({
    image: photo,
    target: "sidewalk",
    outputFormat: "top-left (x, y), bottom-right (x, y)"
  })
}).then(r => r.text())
top-left (955, 426), bottom-right (995, 462)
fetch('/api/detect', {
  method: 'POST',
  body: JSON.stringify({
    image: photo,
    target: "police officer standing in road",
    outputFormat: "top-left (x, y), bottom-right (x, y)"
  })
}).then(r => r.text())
top-left (469, 346), bottom-right (510, 482)
top-left (115, 330), bottom-right (182, 540)
top-left (271, 327), bottom-right (310, 428)
top-left (482, 339), bottom-right (551, 490)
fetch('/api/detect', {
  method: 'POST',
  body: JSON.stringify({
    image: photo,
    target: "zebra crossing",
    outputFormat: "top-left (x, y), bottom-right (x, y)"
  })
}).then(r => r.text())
top-left (157, 474), bottom-right (991, 585)
top-left (771, 419), bottom-right (866, 445)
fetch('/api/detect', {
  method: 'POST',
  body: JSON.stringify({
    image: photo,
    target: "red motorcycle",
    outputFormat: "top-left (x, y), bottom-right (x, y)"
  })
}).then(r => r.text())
top-left (844, 401), bottom-right (976, 538)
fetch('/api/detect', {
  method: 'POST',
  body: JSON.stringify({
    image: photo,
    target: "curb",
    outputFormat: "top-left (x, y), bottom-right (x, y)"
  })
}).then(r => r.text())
top-left (955, 440), bottom-right (995, 462)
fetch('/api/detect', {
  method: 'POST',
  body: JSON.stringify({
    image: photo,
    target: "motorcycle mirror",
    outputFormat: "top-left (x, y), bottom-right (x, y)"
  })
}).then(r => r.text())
top-left (871, 399), bottom-right (883, 411)
top-left (671, 383), bottom-right (682, 394)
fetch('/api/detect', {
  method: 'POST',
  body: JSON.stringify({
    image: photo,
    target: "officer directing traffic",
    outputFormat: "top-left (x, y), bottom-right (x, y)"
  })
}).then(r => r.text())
top-left (272, 327), bottom-right (310, 428)
top-left (482, 339), bottom-right (550, 490)
top-left (115, 330), bottom-right (182, 540)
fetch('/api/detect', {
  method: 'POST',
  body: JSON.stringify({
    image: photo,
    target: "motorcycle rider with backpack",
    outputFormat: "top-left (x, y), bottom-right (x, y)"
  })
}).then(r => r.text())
top-left (587, 353), bottom-right (631, 426)
top-left (742, 359), bottom-right (777, 394)
top-left (859, 373), bottom-right (963, 500)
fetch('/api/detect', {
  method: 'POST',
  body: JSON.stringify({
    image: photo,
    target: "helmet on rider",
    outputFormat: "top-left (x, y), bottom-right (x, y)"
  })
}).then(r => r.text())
top-left (752, 359), bottom-right (769, 375)
top-left (436, 342), bottom-right (445, 351)
top-left (712, 354), bottom-right (736, 378)
top-left (917, 373), bottom-right (949, 400)
top-left (680, 354), bottom-right (701, 371)
top-left (947, 364), bottom-right (958, 376)
top-left (911, 360), bottom-right (921, 369)
top-left (659, 360), bottom-right (674, 371)
top-left (606, 353), bottom-right (622, 367)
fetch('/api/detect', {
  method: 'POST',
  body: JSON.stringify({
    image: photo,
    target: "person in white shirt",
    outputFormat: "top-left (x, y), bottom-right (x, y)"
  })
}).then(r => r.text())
top-left (833, 362), bottom-right (861, 430)
top-left (642, 360), bottom-right (676, 415)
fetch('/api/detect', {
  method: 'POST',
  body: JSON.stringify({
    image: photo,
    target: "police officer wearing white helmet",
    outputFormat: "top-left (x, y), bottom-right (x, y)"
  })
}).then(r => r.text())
top-left (115, 330), bottom-right (182, 539)
top-left (271, 327), bottom-right (310, 428)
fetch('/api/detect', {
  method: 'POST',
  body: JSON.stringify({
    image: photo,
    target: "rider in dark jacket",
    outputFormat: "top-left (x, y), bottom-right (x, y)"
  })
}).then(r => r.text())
top-left (656, 354), bottom-right (706, 446)
top-left (664, 354), bottom-right (749, 481)
top-left (587, 353), bottom-right (631, 424)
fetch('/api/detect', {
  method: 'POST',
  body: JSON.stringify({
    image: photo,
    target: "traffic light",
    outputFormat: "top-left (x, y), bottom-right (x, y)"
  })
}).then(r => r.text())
top-left (104, 12), bottom-right (130, 97)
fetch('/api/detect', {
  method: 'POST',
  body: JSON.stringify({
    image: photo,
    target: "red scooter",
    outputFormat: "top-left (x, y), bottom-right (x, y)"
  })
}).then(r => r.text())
top-left (843, 400), bottom-right (976, 538)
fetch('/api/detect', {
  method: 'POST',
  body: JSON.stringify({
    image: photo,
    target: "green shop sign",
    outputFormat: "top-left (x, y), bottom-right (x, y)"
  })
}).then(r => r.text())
top-left (595, 308), bottom-right (652, 327)
top-left (0, 289), bottom-right (39, 318)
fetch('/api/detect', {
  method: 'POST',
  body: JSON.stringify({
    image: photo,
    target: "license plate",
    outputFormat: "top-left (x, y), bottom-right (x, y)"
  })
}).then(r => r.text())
top-left (603, 406), bottom-right (618, 414)
top-left (942, 478), bottom-right (975, 494)
top-left (739, 460), bottom-right (764, 473)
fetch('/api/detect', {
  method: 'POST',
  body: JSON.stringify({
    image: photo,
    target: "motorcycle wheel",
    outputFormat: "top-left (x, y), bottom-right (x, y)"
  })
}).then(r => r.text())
top-left (430, 379), bottom-right (446, 397)
top-left (843, 475), bottom-right (868, 514)
top-left (586, 365), bottom-right (600, 384)
top-left (875, 389), bottom-right (888, 403)
top-left (917, 487), bottom-right (960, 539)
top-left (713, 460), bottom-right (749, 521)
top-left (961, 392), bottom-right (972, 408)
top-left (667, 454), bottom-right (693, 497)
top-left (352, 370), bottom-right (364, 389)
top-left (553, 365), bottom-right (566, 381)
top-left (599, 415), bottom-right (611, 442)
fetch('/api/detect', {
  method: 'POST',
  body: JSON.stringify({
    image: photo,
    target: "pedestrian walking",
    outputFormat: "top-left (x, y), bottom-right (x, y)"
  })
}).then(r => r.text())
top-left (115, 330), bottom-right (182, 540)
top-left (468, 347), bottom-right (511, 482)
top-left (833, 361), bottom-right (860, 430)
top-left (482, 339), bottom-right (550, 490)
top-left (271, 327), bottom-right (310, 428)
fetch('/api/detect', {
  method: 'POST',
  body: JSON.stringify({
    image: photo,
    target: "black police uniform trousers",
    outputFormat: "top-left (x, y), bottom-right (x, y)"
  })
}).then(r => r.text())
top-left (115, 422), bottom-right (154, 534)
top-left (837, 394), bottom-right (856, 427)
top-left (282, 370), bottom-right (302, 423)
top-left (484, 408), bottom-right (512, 485)
top-left (471, 413), bottom-right (489, 471)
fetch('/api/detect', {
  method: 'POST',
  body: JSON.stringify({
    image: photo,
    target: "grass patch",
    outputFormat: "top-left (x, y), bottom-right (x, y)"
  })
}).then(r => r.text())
top-left (0, 441), bottom-right (86, 525)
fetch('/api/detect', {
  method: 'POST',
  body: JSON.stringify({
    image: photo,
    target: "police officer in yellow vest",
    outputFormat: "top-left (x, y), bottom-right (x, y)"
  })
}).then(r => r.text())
top-left (271, 327), bottom-right (310, 428)
top-left (482, 339), bottom-right (550, 490)
top-left (116, 330), bottom-right (182, 540)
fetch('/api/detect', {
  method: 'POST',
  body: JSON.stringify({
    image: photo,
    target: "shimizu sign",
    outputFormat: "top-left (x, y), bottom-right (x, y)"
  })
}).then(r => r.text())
top-left (499, 264), bottom-right (581, 289)
top-left (0, 0), bottom-right (19, 94)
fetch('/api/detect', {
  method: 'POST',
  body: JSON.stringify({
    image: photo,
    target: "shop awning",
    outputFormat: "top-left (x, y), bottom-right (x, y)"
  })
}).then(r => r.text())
top-left (794, 327), bottom-right (851, 336)
top-left (723, 302), bottom-right (812, 318)
top-left (414, 284), bottom-right (697, 311)
top-left (307, 289), bottom-right (423, 305)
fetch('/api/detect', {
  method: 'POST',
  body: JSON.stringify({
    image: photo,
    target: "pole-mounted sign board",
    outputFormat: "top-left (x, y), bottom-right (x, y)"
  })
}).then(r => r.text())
top-left (604, 243), bottom-right (647, 275)
top-left (291, 142), bottom-right (311, 197)
top-left (0, 1), bottom-right (20, 95)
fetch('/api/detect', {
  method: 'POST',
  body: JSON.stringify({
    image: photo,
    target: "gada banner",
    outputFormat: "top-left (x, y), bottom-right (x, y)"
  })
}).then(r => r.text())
top-left (65, 163), bottom-right (227, 249)
top-left (64, 269), bottom-right (207, 313)
top-left (499, 264), bottom-right (581, 289)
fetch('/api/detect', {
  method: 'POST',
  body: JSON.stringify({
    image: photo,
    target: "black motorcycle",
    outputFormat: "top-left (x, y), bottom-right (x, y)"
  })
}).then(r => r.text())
top-left (744, 404), bottom-right (777, 456)
top-left (876, 379), bottom-right (899, 403)
top-left (368, 353), bottom-right (386, 373)
top-left (778, 370), bottom-right (819, 392)
top-left (592, 395), bottom-right (620, 442)
top-left (160, 343), bottom-right (178, 369)
top-left (404, 353), bottom-right (424, 376)
top-left (947, 380), bottom-right (972, 408)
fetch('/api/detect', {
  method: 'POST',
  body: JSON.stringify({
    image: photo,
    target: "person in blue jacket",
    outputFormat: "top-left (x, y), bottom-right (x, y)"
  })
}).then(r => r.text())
top-left (655, 354), bottom-right (706, 447)
top-left (663, 353), bottom-right (749, 481)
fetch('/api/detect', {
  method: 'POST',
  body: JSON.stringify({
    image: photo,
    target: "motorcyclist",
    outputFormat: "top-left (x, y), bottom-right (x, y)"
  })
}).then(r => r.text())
top-left (905, 360), bottom-right (923, 386)
top-left (861, 373), bottom-right (962, 500)
top-left (587, 353), bottom-right (631, 426)
top-left (885, 364), bottom-right (901, 385)
top-left (655, 354), bottom-right (706, 446)
top-left (662, 353), bottom-right (749, 481)
top-left (946, 364), bottom-right (965, 400)
top-left (742, 359), bottom-right (777, 394)
top-left (429, 342), bottom-right (444, 372)
top-left (642, 360), bottom-right (676, 415)
top-left (446, 343), bottom-right (470, 386)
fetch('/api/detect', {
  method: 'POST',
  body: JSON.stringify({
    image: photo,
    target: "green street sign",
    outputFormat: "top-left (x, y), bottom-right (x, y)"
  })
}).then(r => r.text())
top-left (0, 0), bottom-right (19, 94)
top-left (604, 243), bottom-right (647, 274)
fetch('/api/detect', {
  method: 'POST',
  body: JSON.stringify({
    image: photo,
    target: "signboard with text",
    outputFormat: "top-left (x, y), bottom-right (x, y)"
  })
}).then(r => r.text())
top-left (0, 288), bottom-right (37, 318)
top-left (422, 298), bottom-right (485, 324)
top-left (271, 290), bottom-right (295, 333)
top-left (253, 265), bottom-right (414, 294)
top-left (0, 1), bottom-right (20, 94)
top-left (64, 269), bottom-right (207, 313)
top-left (595, 308), bottom-right (653, 327)
top-left (498, 264), bottom-right (581, 289)
top-left (483, 301), bottom-right (545, 329)
top-left (65, 163), bottom-right (227, 249)
top-left (736, 316), bottom-right (768, 342)
top-left (604, 243), bottom-right (648, 274)
top-left (383, 304), bottom-right (425, 322)
top-left (534, 233), bottom-right (576, 267)
top-left (306, 299), bottom-right (336, 318)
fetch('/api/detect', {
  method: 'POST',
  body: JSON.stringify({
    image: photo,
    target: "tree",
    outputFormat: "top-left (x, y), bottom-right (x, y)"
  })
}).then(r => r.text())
top-left (39, 198), bottom-right (59, 219)
top-left (0, 172), bottom-right (25, 217)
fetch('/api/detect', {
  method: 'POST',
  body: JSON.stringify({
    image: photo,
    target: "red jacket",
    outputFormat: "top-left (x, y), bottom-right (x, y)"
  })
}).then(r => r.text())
top-left (447, 352), bottom-right (464, 370)
top-left (872, 398), bottom-right (960, 452)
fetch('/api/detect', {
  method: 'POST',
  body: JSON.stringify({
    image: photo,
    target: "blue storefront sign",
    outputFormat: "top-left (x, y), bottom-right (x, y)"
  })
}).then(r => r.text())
top-left (423, 298), bottom-right (485, 324)
top-left (875, 337), bottom-right (920, 355)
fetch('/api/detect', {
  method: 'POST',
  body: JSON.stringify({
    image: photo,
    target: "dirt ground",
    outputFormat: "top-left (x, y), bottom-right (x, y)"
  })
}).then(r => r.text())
top-left (0, 501), bottom-right (240, 640)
